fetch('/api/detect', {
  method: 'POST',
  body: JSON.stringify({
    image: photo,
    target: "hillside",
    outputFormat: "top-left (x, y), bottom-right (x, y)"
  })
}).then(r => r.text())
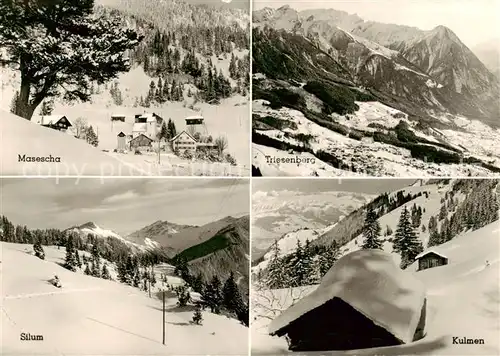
top-left (252, 221), bottom-right (500, 355)
top-left (0, 110), bottom-right (144, 176)
top-left (1, 0), bottom-right (250, 174)
top-left (1, 242), bottom-right (248, 355)
top-left (178, 215), bottom-right (250, 296)
top-left (252, 6), bottom-right (500, 176)
top-left (253, 179), bottom-right (499, 280)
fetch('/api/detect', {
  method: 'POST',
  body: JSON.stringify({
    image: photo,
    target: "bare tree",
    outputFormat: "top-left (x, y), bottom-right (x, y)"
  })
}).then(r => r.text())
top-left (252, 286), bottom-right (312, 322)
top-left (74, 117), bottom-right (89, 139)
top-left (215, 135), bottom-right (228, 156)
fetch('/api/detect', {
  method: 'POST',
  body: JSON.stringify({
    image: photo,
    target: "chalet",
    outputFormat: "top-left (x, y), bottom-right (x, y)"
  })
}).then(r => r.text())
top-left (132, 112), bottom-right (164, 140)
top-left (415, 250), bottom-right (449, 271)
top-left (34, 115), bottom-right (72, 132)
top-left (269, 250), bottom-right (426, 352)
top-left (170, 131), bottom-right (197, 153)
top-left (116, 132), bottom-right (127, 151)
top-left (111, 114), bottom-right (126, 122)
top-left (129, 133), bottom-right (153, 151)
top-left (185, 116), bottom-right (204, 126)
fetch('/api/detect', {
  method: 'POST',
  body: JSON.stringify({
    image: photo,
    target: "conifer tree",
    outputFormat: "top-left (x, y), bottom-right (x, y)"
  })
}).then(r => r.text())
top-left (266, 241), bottom-right (286, 289)
top-left (317, 242), bottom-right (339, 278)
top-left (361, 207), bottom-right (383, 250)
top-left (86, 125), bottom-right (99, 147)
top-left (75, 250), bottom-right (82, 268)
top-left (176, 284), bottom-right (191, 307)
top-left (202, 275), bottom-right (223, 313)
top-left (33, 240), bottom-right (45, 260)
top-left (223, 272), bottom-right (244, 315)
top-left (102, 264), bottom-right (111, 280)
top-left (393, 206), bottom-right (423, 269)
top-left (84, 263), bottom-right (91, 275)
top-left (192, 304), bottom-right (203, 325)
top-left (64, 236), bottom-right (77, 272)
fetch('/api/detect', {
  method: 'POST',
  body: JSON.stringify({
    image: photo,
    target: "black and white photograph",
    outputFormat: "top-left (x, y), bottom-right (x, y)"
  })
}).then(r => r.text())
top-left (0, 178), bottom-right (249, 355)
top-left (251, 178), bottom-right (500, 355)
top-left (0, 0), bottom-right (250, 176)
top-left (252, 0), bottom-right (500, 177)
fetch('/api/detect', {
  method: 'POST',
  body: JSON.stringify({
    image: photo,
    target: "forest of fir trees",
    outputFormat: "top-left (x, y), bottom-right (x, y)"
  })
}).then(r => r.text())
top-left (128, 24), bottom-right (250, 106)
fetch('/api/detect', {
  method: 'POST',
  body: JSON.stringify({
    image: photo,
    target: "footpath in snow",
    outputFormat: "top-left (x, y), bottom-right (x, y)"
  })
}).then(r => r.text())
top-left (1, 242), bottom-right (248, 355)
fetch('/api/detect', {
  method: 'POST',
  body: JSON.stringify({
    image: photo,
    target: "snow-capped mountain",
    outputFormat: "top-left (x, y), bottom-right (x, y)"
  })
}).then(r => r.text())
top-left (252, 190), bottom-right (376, 259)
top-left (65, 222), bottom-right (149, 250)
top-left (253, 6), bottom-right (499, 124)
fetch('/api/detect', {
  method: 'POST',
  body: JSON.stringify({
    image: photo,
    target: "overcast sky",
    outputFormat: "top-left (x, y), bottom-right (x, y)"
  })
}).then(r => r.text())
top-left (253, 0), bottom-right (499, 48)
top-left (253, 178), bottom-right (416, 195)
top-left (1, 178), bottom-right (249, 236)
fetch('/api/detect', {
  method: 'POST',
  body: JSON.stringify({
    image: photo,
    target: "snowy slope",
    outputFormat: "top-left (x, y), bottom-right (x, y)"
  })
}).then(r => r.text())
top-left (252, 221), bottom-right (500, 355)
top-left (0, 110), bottom-right (144, 176)
top-left (340, 183), bottom-right (459, 262)
top-left (1, 65), bottom-right (250, 175)
top-left (253, 100), bottom-right (500, 177)
top-left (1, 242), bottom-right (248, 355)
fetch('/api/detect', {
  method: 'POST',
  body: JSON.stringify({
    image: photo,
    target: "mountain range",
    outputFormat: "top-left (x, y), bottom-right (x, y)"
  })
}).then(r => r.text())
top-left (66, 215), bottom-right (250, 291)
top-left (253, 5), bottom-right (499, 124)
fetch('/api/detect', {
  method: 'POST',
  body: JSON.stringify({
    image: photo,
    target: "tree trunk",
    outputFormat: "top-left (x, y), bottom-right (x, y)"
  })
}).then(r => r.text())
top-left (15, 77), bottom-right (34, 120)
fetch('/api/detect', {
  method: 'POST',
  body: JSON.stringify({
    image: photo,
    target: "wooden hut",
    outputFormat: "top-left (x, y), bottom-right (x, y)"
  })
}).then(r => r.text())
top-left (415, 251), bottom-right (448, 271)
top-left (129, 134), bottom-right (153, 151)
top-left (269, 250), bottom-right (427, 352)
top-left (116, 132), bottom-right (127, 152)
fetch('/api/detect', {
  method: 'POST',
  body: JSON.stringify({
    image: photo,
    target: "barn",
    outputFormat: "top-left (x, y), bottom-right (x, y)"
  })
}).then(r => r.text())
top-left (415, 251), bottom-right (449, 271)
top-left (129, 134), bottom-right (153, 151)
top-left (269, 249), bottom-right (427, 352)
top-left (170, 131), bottom-right (198, 153)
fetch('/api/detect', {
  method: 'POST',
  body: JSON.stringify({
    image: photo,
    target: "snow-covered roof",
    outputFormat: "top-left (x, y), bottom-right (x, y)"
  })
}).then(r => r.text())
top-left (137, 113), bottom-right (163, 122)
top-left (185, 115), bottom-right (204, 121)
top-left (34, 115), bottom-right (71, 126)
top-left (132, 123), bottom-right (147, 132)
top-left (415, 250), bottom-right (448, 260)
top-left (170, 130), bottom-right (197, 142)
top-left (269, 249), bottom-right (426, 344)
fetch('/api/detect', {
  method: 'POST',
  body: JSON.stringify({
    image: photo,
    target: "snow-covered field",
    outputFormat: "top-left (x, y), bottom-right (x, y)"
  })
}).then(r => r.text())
top-left (251, 221), bottom-right (500, 355)
top-left (253, 99), bottom-right (500, 177)
top-left (1, 242), bottom-right (248, 355)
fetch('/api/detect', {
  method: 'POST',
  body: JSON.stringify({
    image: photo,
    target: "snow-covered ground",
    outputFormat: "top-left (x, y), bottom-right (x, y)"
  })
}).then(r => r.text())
top-left (252, 221), bottom-right (500, 355)
top-left (1, 242), bottom-right (248, 355)
top-left (252, 99), bottom-right (500, 177)
top-left (1, 65), bottom-right (250, 176)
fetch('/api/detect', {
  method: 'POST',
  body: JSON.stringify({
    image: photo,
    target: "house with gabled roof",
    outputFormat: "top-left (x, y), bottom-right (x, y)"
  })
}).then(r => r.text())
top-left (132, 112), bottom-right (164, 140)
top-left (34, 115), bottom-right (73, 132)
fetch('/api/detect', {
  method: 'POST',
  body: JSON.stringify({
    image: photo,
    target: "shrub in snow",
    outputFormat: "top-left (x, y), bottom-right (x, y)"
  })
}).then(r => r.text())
top-left (192, 305), bottom-right (203, 325)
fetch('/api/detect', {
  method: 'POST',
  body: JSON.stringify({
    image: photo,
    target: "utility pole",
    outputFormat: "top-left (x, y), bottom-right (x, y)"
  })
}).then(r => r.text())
top-left (162, 290), bottom-right (166, 345)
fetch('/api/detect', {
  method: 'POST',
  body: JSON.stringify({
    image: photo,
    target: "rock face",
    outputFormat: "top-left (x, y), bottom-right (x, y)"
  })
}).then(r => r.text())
top-left (269, 249), bottom-right (427, 351)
